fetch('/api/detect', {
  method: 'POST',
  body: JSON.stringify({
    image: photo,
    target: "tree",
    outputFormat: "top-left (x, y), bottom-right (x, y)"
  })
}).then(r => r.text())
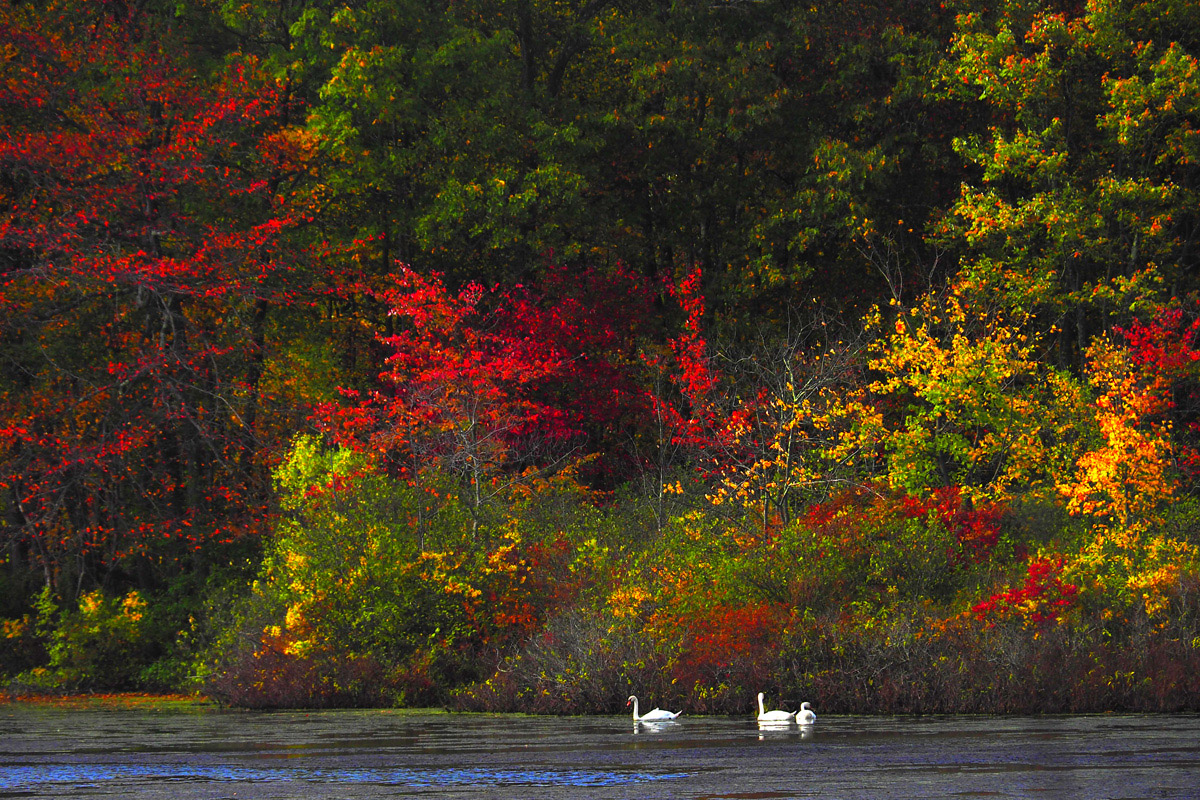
top-left (220, 0), bottom-right (609, 286)
top-left (0, 0), bottom-right (306, 593)
top-left (1059, 333), bottom-right (1178, 528)
top-left (320, 264), bottom-right (651, 537)
top-left (705, 323), bottom-right (869, 531)
top-left (642, 268), bottom-right (869, 531)
top-left (938, 0), bottom-right (1200, 360)
top-left (216, 0), bottom-right (962, 330)
top-left (849, 279), bottom-right (1086, 501)
top-left (1056, 304), bottom-right (1200, 618)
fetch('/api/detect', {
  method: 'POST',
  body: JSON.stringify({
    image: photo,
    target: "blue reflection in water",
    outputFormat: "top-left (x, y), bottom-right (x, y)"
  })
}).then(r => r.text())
top-left (0, 763), bottom-right (691, 790)
top-left (6, 709), bottom-right (1199, 800)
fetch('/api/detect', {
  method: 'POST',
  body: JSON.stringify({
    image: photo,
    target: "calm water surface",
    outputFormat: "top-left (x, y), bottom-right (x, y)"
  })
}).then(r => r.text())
top-left (2, 703), bottom-right (1199, 799)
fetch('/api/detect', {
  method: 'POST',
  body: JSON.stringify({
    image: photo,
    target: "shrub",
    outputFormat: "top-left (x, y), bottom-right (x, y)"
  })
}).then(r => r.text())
top-left (11, 587), bottom-right (150, 692)
top-left (455, 607), bottom-right (668, 714)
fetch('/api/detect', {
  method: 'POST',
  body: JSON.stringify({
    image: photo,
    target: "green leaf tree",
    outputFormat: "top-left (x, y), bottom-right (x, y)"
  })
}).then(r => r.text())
top-left (938, 0), bottom-right (1200, 357)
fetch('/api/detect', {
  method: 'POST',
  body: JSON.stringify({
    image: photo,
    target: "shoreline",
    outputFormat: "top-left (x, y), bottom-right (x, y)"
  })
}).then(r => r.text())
top-left (3, 692), bottom-right (1198, 716)
top-left (0, 692), bottom-right (214, 710)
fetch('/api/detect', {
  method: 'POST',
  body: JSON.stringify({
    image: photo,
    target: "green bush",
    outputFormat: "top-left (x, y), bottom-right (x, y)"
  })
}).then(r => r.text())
top-left (206, 437), bottom-right (491, 706)
top-left (12, 587), bottom-right (151, 692)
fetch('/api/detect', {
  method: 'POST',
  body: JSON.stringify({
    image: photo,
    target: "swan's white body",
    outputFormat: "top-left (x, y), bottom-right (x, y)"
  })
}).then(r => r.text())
top-left (756, 692), bottom-right (797, 723)
top-left (796, 701), bottom-right (817, 725)
top-left (627, 695), bottom-right (681, 722)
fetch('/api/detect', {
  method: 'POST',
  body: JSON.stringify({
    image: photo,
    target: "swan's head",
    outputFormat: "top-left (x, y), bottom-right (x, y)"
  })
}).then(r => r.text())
top-left (626, 695), bottom-right (636, 705)
top-left (800, 701), bottom-right (811, 711)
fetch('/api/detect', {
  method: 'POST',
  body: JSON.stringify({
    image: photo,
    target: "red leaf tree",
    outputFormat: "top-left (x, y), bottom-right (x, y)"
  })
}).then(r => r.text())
top-left (1118, 305), bottom-right (1200, 485)
top-left (0, 1), bottom-right (304, 592)
top-left (319, 265), bottom-right (652, 538)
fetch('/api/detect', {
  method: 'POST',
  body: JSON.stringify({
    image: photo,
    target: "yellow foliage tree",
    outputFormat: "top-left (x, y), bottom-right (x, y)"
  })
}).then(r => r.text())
top-left (850, 280), bottom-right (1085, 502)
top-left (706, 337), bottom-right (868, 531)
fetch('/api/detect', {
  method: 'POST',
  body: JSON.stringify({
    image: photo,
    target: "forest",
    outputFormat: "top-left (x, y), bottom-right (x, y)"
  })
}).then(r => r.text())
top-left (2, 0), bottom-right (1200, 713)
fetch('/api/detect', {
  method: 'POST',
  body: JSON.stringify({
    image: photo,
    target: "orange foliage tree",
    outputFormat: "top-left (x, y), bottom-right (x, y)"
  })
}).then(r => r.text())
top-left (1058, 307), bottom-right (1200, 617)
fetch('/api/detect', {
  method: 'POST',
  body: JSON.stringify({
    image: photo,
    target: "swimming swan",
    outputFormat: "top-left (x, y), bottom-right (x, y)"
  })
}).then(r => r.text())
top-left (756, 692), bottom-right (797, 723)
top-left (627, 695), bottom-right (681, 722)
top-left (797, 701), bottom-right (817, 725)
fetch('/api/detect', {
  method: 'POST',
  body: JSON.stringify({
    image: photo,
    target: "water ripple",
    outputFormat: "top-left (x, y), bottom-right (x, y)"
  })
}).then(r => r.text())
top-left (0, 763), bottom-right (691, 790)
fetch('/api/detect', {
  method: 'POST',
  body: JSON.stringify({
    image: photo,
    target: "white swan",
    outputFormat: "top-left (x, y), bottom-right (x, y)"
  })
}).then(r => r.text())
top-left (756, 692), bottom-right (796, 723)
top-left (627, 695), bottom-right (681, 722)
top-left (796, 701), bottom-right (817, 725)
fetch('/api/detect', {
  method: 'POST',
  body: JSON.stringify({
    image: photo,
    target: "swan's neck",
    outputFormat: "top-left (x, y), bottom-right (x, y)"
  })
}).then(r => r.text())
top-left (757, 694), bottom-right (765, 715)
top-left (630, 697), bottom-right (639, 720)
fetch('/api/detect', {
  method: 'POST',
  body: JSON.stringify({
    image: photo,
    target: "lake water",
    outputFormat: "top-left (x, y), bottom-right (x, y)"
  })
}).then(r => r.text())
top-left (2, 702), bottom-right (1199, 799)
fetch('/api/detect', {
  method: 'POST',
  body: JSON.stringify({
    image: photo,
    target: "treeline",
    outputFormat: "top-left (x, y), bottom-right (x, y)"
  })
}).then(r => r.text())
top-left (2, 0), bottom-right (1199, 712)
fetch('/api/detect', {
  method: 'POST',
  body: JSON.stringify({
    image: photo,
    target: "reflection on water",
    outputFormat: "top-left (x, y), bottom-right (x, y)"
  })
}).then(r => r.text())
top-left (757, 722), bottom-right (814, 741)
top-left (2, 703), bottom-right (1199, 799)
top-left (633, 718), bottom-right (682, 734)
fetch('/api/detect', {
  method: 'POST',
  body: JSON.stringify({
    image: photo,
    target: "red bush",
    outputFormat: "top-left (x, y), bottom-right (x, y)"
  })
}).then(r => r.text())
top-left (972, 556), bottom-right (1079, 626)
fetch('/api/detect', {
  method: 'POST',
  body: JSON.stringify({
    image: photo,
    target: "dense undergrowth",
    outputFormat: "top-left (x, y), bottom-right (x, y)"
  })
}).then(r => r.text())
top-left (16, 445), bottom-right (1199, 714)
top-left (6, 438), bottom-right (1200, 712)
